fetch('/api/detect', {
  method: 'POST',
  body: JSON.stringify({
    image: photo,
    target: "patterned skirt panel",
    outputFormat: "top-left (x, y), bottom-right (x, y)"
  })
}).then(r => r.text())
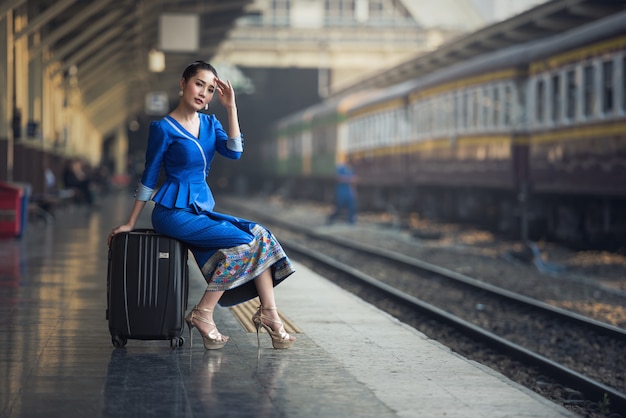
top-left (151, 204), bottom-right (295, 306)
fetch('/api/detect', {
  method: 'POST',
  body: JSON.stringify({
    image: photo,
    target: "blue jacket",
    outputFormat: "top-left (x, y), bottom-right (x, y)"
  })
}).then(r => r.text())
top-left (139, 113), bottom-right (243, 211)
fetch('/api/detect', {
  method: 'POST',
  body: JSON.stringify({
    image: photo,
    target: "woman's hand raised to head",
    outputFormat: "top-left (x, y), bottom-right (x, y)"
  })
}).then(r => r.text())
top-left (216, 79), bottom-right (236, 108)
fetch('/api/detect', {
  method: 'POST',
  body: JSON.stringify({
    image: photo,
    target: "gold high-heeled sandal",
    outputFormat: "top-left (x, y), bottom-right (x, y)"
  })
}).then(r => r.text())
top-left (251, 306), bottom-right (295, 349)
top-left (185, 306), bottom-right (229, 350)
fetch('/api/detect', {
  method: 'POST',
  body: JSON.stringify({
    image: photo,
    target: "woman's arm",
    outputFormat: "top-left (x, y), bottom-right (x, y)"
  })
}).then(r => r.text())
top-left (216, 79), bottom-right (240, 139)
top-left (107, 121), bottom-right (166, 245)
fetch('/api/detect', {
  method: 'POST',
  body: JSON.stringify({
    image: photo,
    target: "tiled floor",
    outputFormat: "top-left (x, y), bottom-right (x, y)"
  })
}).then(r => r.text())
top-left (0, 194), bottom-right (395, 418)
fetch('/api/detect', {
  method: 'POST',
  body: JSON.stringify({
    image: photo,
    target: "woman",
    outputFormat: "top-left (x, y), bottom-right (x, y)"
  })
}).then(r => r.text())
top-left (108, 61), bottom-right (295, 350)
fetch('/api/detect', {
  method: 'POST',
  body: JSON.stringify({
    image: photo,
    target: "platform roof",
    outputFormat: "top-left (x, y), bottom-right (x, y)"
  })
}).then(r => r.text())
top-left (2, 0), bottom-right (252, 135)
top-left (332, 0), bottom-right (626, 96)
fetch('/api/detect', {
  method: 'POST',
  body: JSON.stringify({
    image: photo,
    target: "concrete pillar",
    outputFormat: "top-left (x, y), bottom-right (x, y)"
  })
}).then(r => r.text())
top-left (42, 64), bottom-right (65, 150)
top-left (28, 32), bottom-right (43, 140)
top-left (14, 7), bottom-right (28, 142)
top-left (0, 10), bottom-right (14, 181)
top-left (114, 124), bottom-right (128, 177)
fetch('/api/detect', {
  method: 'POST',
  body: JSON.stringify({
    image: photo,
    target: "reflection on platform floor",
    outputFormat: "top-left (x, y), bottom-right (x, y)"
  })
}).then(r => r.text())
top-left (0, 194), bottom-right (396, 418)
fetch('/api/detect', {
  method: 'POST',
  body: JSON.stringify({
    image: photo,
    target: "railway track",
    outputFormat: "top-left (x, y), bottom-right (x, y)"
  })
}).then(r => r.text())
top-left (221, 198), bottom-right (626, 415)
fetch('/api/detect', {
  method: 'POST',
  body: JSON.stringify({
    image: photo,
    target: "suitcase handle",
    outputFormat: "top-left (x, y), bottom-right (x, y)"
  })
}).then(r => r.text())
top-left (128, 228), bottom-right (157, 235)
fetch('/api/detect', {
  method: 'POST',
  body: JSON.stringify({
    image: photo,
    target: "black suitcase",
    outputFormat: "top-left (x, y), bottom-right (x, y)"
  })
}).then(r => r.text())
top-left (107, 229), bottom-right (189, 348)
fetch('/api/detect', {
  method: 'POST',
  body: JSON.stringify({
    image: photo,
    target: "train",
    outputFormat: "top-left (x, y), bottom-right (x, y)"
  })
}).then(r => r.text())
top-left (259, 11), bottom-right (626, 250)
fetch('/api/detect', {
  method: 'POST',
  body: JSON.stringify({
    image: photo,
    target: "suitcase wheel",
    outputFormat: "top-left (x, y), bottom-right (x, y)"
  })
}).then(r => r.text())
top-left (112, 334), bottom-right (127, 348)
top-left (170, 337), bottom-right (184, 349)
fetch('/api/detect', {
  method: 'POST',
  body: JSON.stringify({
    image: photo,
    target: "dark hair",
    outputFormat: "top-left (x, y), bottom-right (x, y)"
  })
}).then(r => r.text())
top-left (181, 60), bottom-right (218, 81)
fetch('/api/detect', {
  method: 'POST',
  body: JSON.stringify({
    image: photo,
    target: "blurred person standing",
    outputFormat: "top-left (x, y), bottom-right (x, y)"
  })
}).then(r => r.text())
top-left (327, 156), bottom-right (358, 225)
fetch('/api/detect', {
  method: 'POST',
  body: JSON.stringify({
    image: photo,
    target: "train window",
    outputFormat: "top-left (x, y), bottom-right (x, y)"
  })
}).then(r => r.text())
top-left (434, 96), bottom-right (441, 135)
top-left (414, 103), bottom-right (421, 137)
top-left (435, 96), bottom-right (448, 134)
top-left (583, 64), bottom-right (595, 117)
top-left (602, 59), bottom-right (614, 114)
top-left (387, 111), bottom-right (392, 143)
top-left (420, 101), bottom-right (427, 137)
top-left (357, 120), bottom-right (365, 150)
top-left (422, 101), bottom-right (428, 137)
top-left (432, 98), bottom-right (438, 134)
top-left (504, 85), bottom-right (512, 127)
top-left (452, 92), bottom-right (458, 131)
top-left (472, 89), bottom-right (479, 129)
top-left (428, 99), bottom-right (433, 135)
top-left (358, 120), bottom-right (364, 150)
top-left (417, 104), bottom-right (423, 138)
top-left (622, 55), bottom-right (626, 112)
top-left (428, 99), bottom-right (434, 135)
top-left (481, 88), bottom-right (489, 128)
top-left (493, 85), bottom-right (500, 129)
top-left (551, 73), bottom-right (560, 123)
top-left (462, 91), bottom-right (469, 129)
top-left (414, 103), bottom-right (420, 135)
top-left (438, 95), bottom-right (444, 134)
top-left (399, 108), bottom-right (409, 142)
top-left (325, 0), bottom-right (357, 21)
top-left (565, 69), bottom-right (576, 120)
top-left (536, 79), bottom-right (545, 124)
top-left (445, 94), bottom-right (454, 134)
top-left (380, 113), bottom-right (385, 144)
top-left (410, 102), bottom-right (418, 134)
top-left (271, 0), bottom-right (290, 26)
top-left (373, 115), bottom-right (378, 146)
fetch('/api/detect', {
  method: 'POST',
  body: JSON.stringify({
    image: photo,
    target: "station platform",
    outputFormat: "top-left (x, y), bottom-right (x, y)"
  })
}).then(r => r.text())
top-left (0, 193), bottom-right (576, 417)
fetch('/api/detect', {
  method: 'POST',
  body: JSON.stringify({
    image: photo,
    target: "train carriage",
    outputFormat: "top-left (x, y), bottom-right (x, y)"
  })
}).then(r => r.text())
top-left (525, 12), bottom-right (626, 245)
top-left (344, 46), bottom-right (529, 222)
top-left (264, 10), bottom-right (626, 249)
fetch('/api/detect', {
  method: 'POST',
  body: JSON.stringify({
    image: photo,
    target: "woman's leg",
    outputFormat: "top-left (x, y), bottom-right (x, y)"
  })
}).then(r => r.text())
top-left (196, 290), bottom-right (224, 314)
top-left (191, 290), bottom-right (227, 339)
top-left (254, 269), bottom-right (277, 315)
top-left (254, 269), bottom-right (295, 340)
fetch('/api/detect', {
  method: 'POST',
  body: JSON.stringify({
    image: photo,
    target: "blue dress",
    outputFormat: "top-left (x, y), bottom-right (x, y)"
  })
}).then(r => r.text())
top-left (139, 114), bottom-right (295, 306)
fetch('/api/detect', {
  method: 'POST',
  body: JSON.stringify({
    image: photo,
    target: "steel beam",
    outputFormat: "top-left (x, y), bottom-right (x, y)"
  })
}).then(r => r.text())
top-left (79, 55), bottom-right (129, 99)
top-left (59, 26), bottom-right (126, 75)
top-left (162, 0), bottom-right (251, 14)
top-left (95, 109), bottom-right (128, 137)
top-left (84, 78), bottom-right (127, 120)
top-left (569, 3), bottom-right (622, 19)
top-left (43, 9), bottom-right (125, 68)
top-left (77, 46), bottom-right (130, 89)
top-left (0, 0), bottom-right (26, 22)
top-left (14, 0), bottom-right (78, 42)
top-left (28, 0), bottom-right (114, 60)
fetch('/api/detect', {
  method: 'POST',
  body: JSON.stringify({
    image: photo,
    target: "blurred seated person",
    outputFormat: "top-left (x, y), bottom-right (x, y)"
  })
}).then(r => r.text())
top-left (30, 168), bottom-right (74, 222)
top-left (63, 158), bottom-right (95, 207)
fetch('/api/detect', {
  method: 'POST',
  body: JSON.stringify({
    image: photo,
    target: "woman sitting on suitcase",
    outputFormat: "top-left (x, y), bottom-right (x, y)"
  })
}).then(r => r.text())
top-left (108, 61), bottom-right (295, 350)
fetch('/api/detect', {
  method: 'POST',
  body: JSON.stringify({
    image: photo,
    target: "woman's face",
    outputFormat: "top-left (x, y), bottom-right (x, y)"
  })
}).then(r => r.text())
top-left (181, 69), bottom-right (217, 110)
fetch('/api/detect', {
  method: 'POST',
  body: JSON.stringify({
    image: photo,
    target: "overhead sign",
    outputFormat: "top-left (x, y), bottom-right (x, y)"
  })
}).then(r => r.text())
top-left (159, 13), bottom-right (199, 52)
top-left (145, 92), bottom-right (169, 115)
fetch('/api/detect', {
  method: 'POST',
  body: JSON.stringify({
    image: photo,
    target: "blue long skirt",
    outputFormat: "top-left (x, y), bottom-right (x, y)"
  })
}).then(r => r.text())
top-left (152, 204), bottom-right (295, 306)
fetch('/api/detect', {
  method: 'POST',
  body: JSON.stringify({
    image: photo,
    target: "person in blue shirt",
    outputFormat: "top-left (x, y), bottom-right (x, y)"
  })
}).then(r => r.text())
top-left (327, 158), bottom-right (358, 225)
top-left (109, 61), bottom-right (295, 350)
